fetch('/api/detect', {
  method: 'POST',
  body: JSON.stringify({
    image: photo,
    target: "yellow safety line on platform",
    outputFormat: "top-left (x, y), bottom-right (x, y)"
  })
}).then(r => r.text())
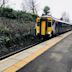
top-left (3, 31), bottom-right (72, 72)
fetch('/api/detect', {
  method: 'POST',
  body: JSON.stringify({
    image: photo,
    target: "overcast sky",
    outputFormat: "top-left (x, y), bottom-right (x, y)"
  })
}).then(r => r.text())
top-left (8, 0), bottom-right (72, 19)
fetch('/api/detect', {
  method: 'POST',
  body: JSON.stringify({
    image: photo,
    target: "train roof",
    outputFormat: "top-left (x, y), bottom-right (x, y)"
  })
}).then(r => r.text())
top-left (41, 15), bottom-right (72, 25)
top-left (41, 15), bottom-right (52, 18)
top-left (53, 17), bottom-right (72, 25)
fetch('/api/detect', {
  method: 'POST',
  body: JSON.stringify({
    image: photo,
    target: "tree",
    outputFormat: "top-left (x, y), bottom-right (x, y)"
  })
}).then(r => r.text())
top-left (29, 0), bottom-right (37, 14)
top-left (43, 6), bottom-right (50, 15)
top-left (21, 0), bottom-right (27, 11)
top-left (60, 12), bottom-right (70, 22)
top-left (22, 0), bottom-right (39, 15)
top-left (0, 0), bottom-right (8, 7)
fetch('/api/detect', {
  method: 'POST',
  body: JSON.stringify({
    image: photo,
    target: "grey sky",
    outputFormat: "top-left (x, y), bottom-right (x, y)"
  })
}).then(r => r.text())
top-left (8, 0), bottom-right (72, 19)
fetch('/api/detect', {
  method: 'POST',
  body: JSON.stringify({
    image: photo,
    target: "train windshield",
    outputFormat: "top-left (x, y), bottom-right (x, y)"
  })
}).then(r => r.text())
top-left (48, 22), bottom-right (51, 27)
top-left (37, 22), bottom-right (40, 26)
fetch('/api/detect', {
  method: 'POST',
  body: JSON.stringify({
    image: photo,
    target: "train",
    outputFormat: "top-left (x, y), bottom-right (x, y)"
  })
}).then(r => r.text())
top-left (35, 15), bottom-right (72, 38)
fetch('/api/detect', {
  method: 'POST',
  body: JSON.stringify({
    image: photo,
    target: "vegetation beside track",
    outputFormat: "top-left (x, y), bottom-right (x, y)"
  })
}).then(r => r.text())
top-left (0, 7), bottom-right (38, 57)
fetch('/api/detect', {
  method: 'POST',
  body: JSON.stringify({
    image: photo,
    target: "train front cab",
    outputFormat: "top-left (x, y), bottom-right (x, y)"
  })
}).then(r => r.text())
top-left (36, 16), bottom-right (53, 38)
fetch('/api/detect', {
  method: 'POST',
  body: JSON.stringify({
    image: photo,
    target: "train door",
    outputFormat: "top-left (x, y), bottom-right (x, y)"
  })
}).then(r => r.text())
top-left (55, 22), bottom-right (62, 34)
top-left (40, 18), bottom-right (48, 36)
top-left (41, 21), bottom-right (46, 35)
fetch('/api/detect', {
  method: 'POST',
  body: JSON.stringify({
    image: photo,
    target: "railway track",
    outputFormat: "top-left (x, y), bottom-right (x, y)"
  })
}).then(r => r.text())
top-left (0, 34), bottom-right (47, 60)
top-left (0, 41), bottom-right (40, 60)
top-left (0, 31), bottom-right (70, 60)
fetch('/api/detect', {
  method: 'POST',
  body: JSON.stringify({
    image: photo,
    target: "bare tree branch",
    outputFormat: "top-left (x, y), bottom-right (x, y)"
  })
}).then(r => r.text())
top-left (21, 0), bottom-right (27, 11)
top-left (0, 0), bottom-right (8, 7)
top-left (22, 0), bottom-right (39, 15)
top-left (61, 12), bottom-right (70, 22)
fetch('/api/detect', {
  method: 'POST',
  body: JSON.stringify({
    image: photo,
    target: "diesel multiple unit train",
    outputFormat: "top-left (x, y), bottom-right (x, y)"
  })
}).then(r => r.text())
top-left (36, 16), bottom-right (72, 38)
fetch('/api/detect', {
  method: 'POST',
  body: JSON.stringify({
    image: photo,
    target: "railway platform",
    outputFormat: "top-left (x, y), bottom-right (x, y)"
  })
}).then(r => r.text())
top-left (0, 31), bottom-right (72, 72)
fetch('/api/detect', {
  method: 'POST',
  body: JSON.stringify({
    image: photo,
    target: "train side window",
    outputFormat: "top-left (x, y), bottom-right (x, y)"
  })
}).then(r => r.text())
top-left (48, 22), bottom-right (51, 27)
top-left (62, 23), bottom-right (65, 27)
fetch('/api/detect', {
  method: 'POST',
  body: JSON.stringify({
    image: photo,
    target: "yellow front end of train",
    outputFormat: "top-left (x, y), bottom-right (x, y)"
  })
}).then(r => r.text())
top-left (36, 16), bottom-right (53, 37)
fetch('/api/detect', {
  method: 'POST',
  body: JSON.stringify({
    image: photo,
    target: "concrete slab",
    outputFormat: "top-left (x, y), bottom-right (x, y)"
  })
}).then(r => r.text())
top-left (18, 31), bottom-right (72, 72)
top-left (0, 31), bottom-right (72, 72)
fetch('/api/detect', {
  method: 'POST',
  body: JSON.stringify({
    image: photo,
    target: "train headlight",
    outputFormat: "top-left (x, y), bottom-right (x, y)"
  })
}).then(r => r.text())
top-left (48, 32), bottom-right (51, 34)
top-left (37, 30), bottom-right (39, 33)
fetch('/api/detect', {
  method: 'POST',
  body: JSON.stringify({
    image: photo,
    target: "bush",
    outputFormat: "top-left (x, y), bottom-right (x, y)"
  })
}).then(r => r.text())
top-left (0, 7), bottom-right (38, 22)
top-left (0, 7), bottom-right (38, 52)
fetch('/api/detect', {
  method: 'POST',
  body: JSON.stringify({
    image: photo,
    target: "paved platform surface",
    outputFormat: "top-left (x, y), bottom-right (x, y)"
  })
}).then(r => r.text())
top-left (18, 33), bottom-right (72, 72)
top-left (0, 31), bottom-right (72, 72)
